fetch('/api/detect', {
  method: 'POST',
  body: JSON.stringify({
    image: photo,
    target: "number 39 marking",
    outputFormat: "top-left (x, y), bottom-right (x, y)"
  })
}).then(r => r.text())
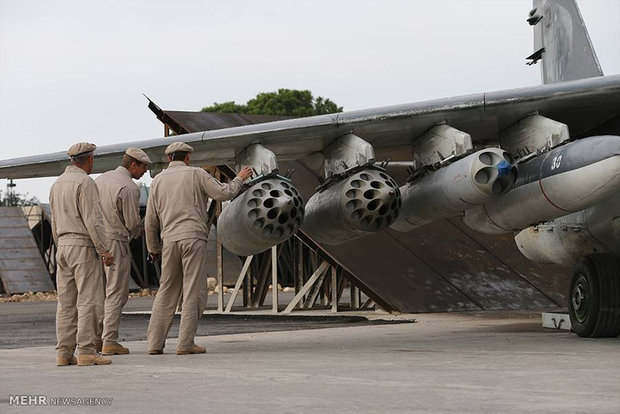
top-left (551, 155), bottom-right (563, 170)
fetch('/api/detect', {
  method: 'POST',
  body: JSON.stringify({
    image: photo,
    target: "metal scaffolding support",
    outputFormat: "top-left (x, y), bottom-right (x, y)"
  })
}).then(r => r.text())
top-left (211, 218), bottom-right (380, 314)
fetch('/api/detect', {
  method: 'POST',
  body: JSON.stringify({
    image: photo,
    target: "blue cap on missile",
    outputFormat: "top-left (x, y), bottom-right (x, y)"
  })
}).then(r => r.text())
top-left (496, 160), bottom-right (513, 177)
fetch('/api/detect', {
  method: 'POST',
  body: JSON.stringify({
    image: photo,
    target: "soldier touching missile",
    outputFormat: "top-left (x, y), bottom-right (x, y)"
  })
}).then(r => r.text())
top-left (144, 142), bottom-right (252, 355)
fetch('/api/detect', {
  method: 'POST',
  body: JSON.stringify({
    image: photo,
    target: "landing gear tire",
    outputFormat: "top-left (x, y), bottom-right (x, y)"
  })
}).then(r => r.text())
top-left (568, 254), bottom-right (620, 338)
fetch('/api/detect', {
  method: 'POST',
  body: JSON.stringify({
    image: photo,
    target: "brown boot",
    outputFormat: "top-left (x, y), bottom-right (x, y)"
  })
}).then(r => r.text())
top-left (57, 355), bottom-right (78, 366)
top-left (77, 353), bottom-right (112, 366)
top-left (176, 344), bottom-right (206, 355)
top-left (148, 349), bottom-right (163, 355)
top-left (94, 339), bottom-right (103, 353)
top-left (102, 342), bottom-right (130, 356)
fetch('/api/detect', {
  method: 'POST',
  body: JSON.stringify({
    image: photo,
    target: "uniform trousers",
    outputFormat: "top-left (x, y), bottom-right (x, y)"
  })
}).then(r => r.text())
top-left (147, 238), bottom-right (208, 351)
top-left (98, 239), bottom-right (131, 344)
top-left (55, 245), bottom-right (104, 357)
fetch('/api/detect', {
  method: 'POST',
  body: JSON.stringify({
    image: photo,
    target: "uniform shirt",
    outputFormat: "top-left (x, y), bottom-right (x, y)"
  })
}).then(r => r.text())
top-left (145, 161), bottom-right (243, 254)
top-left (49, 165), bottom-right (110, 254)
top-left (95, 166), bottom-right (141, 242)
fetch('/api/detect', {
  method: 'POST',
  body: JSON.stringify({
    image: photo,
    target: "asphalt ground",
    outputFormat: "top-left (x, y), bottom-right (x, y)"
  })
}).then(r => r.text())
top-left (1, 300), bottom-right (619, 413)
top-left (0, 296), bottom-right (408, 349)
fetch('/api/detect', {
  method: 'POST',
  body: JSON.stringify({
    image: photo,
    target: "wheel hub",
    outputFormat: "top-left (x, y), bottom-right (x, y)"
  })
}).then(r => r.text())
top-left (571, 274), bottom-right (590, 323)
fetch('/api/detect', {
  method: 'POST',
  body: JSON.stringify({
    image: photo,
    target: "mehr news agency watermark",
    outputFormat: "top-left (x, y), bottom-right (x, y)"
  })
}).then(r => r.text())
top-left (8, 395), bottom-right (113, 407)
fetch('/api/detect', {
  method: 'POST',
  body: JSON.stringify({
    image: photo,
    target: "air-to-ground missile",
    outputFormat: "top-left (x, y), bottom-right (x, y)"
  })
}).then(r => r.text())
top-left (302, 167), bottom-right (401, 245)
top-left (390, 148), bottom-right (516, 232)
top-left (218, 175), bottom-right (304, 256)
top-left (463, 135), bottom-right (620, 234)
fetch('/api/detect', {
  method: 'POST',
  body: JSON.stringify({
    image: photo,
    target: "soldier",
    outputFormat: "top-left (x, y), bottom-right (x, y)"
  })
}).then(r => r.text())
top-left (95, 147), bottom-right (152, 356)
top-left (145, 141), bottom-right (252, 355)
top-left (49, 142), bottom-right (114, 367)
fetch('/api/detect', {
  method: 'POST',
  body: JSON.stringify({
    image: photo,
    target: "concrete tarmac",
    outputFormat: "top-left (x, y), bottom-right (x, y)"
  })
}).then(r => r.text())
top-left (1, 310), bottom-right (619, 413)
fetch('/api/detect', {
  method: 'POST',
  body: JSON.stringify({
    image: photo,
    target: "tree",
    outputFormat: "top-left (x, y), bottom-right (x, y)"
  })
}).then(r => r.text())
top-left (202, 101), bottom-right (248, 114)
top-left (202, 89), bottom-right (343, 117)
top-left (0, 189), bottom-right (39, 207)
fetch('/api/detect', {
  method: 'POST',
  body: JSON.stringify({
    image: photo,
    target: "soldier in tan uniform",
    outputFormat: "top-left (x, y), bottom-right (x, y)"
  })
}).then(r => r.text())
top-left (145, 142), bottom-right (252, 355)
top-left (49, 142), bottom-right (114, 367)
top-left (95, 147), bottom-right (152, 356)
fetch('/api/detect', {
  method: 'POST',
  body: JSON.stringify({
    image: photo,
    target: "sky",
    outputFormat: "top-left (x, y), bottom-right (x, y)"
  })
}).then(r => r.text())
top-left (0, 0), bottom-right (619, 202)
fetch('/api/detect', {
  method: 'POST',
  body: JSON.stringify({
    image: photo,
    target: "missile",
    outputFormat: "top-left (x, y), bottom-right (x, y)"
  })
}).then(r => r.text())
top-left (302, 167), bottom-right (401, 245)
top-left (218, 175), bottom-right (304, 256)
top-left (463, 135), bottom-right (620, 234)
top-left (391, 148), bottom-right (516, 232)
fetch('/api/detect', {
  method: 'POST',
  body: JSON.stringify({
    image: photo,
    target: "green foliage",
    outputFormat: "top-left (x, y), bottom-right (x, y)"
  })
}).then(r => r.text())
top-left (0, 189), bottom-right (39, 207)
top-left (201, 89), bottom-right (343, 117)
top-left (202, 101), bottom-right (248, 114)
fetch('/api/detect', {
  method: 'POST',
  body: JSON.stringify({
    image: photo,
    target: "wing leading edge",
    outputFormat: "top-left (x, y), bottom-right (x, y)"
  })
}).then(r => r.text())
top-left (1, 74), bottom-right (619, 180)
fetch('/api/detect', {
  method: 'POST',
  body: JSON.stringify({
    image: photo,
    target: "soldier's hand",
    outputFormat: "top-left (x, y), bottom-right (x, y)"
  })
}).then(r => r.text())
top-left (149, 252), bottom-right (161, 262)
top-left (237, 166), bottom-right (253, 180)
top-left (101, 251), bottom-right (114, 267)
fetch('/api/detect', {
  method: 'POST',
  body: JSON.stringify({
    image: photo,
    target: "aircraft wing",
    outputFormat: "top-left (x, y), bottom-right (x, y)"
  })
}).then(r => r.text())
top-left (1, 74), bottom-right (619, 180)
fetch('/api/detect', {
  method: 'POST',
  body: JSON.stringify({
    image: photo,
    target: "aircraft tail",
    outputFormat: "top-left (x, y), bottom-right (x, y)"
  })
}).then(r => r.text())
top-left (528, 0), bottom-right (603, 84)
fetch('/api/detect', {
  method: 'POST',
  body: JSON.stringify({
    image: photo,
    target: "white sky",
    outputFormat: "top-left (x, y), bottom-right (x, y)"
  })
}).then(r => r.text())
top-left (0, 0), bottom-right (619, 202)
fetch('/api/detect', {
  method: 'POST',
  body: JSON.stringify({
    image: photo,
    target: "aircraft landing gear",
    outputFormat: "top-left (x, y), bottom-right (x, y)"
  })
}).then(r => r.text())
top-left (568, 254), bottom-right (620, 338)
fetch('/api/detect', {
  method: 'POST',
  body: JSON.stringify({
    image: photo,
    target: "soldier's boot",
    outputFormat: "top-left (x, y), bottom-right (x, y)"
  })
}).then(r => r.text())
top-left (148, 349), bottom-right (164, 355)
top-left (94, 339), bottom-right (103, 353)
top-left (56, 355), bottom-right (78, 366)
top-left (101, 342), bottom-right (130, 355)
top-left (77, 353), bottom-right (112, 366)
top-left (176, 344), bottom-right (206, 355)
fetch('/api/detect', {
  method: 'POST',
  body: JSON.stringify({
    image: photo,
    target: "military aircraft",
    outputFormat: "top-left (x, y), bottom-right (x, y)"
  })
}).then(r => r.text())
top-left (1, 0), bottom-right (618, 337)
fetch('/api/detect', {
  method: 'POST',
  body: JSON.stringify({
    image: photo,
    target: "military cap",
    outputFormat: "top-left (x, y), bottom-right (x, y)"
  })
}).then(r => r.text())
top-left (125, 147), bottom-right (152, 165)
top-left (67, 142), bottom-right (97, 157)
top-left (165, 142), bottom-right (194, 155)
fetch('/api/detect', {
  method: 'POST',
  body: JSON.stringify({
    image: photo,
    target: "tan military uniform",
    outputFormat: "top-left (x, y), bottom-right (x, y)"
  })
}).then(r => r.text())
top-left (50, 165), bottom-right (110, 358)
top-left (145, 161), bottom-right (243, 352)
top-left (95, 166), bottom-right (141, 345)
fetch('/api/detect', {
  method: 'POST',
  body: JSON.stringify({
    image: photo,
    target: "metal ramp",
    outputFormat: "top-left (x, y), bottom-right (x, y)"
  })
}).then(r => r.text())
top-left (0, 207), bottom-right (55, 294)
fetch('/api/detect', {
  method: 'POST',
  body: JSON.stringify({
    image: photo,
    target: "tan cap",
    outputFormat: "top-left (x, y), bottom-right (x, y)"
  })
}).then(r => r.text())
top-left (125, 147), bottom-right (152, 165)
top-left (165, 141), bottom-right (194, 156)
top-left (67, 142), bottom-right (97, 157)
